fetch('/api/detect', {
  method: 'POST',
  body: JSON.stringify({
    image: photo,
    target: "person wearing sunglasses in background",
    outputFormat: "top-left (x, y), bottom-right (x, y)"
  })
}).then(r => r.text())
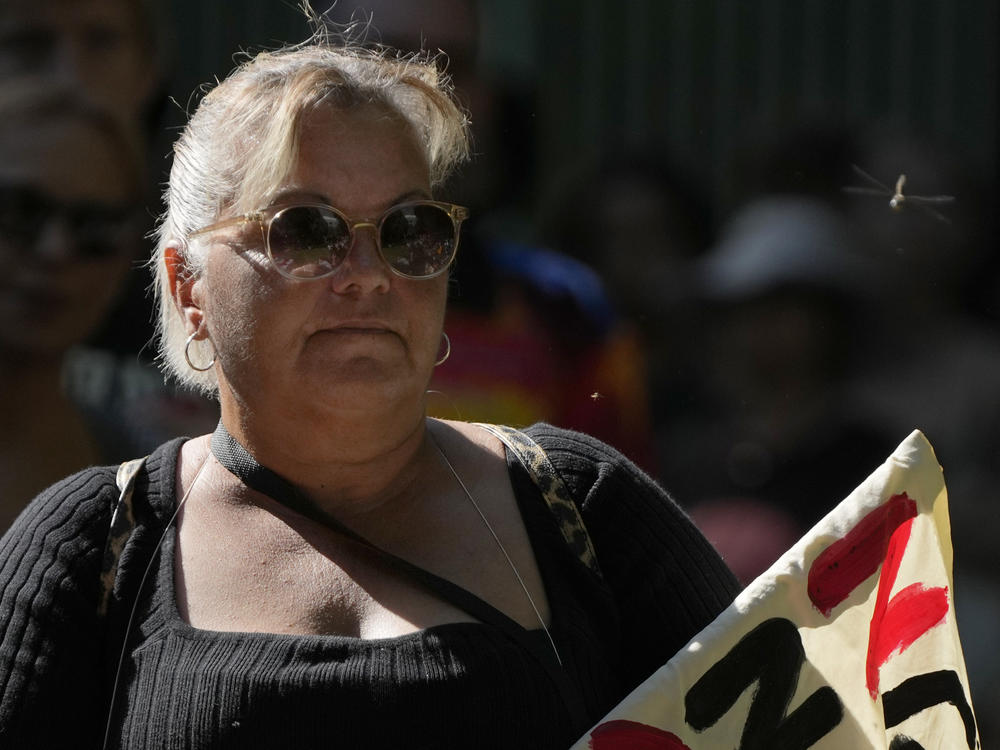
top-left (0, 85), bottom-right (143, 529)
top-left (0, 0), bottom-right (172, 532)
top-left (0, 37), bottom-right (738, 749)
top-left (0, 0), bottom-right (160, 133)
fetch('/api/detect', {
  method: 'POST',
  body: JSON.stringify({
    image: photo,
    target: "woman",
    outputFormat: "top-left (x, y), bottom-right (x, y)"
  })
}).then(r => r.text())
top-left (0, 41), bottom-right (739, 748)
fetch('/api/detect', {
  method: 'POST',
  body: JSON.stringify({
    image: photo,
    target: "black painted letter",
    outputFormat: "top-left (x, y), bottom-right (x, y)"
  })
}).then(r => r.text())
top-left (882, 670), bottom-right (979, 750)
top-left (684, 618), bottom-right (842, 750)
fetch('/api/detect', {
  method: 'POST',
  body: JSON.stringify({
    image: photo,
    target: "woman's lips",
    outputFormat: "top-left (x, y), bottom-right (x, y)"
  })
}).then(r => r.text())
top-left (320, 319), bottom-right (401, 335)
top-left (332, 325), bottom-right (391, 333)
top-left (313, 324), bottom-right (401, 345)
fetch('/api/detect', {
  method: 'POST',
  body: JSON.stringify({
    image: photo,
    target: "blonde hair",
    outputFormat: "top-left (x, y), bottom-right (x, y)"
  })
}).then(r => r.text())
top-left (151, 40), bottom-right (471, 395)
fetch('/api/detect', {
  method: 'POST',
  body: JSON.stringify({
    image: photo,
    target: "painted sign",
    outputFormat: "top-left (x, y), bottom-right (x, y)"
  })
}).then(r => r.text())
top-left (573, 430), bottom-right (980, 750)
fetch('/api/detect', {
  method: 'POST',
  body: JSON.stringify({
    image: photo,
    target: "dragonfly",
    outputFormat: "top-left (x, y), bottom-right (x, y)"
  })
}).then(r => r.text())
top-left (843, 164), bottom-right (955, 224)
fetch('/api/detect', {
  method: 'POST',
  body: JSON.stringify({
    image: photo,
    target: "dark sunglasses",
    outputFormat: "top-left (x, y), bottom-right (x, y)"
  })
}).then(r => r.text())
top-left (0, 185), bottom-right (139, 259)
top-left (188, 200), bottom-right (469, 281)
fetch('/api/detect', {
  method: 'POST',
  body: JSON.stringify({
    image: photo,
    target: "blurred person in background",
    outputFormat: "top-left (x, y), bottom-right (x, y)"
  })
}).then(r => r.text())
top-left (1, 0), bottom-right (220, 487)
top-left (0, 86), bottom-right (144, 528)
top-left (539, 150), bottom-right (716, 477)
top-left (0, 0), bottom-right (178, 531)
top-left (0, 0), bottom-right (161, 134)
top-left (627, 125), bottom-right (890, 583)
top-left (317, 0), bottom-right (657, 470)
top-left (679, 195), bottom-right (894, 583)
top-left (0, 0), bottom-right (171, 361)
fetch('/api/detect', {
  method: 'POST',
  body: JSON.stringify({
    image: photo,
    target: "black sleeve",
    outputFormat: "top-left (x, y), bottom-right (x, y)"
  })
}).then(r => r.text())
top-left (526, 423), bottom-right (741, 692)
top-left (0, 468), bottom-right (117, 749)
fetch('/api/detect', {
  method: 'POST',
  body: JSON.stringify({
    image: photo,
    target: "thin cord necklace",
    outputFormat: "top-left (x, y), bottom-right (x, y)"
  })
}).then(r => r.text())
top-left (426, 430), bottom-right (562, 667)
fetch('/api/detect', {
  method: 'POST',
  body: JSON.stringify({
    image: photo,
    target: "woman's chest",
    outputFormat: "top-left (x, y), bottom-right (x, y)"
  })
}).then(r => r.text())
top-left (173, 497), bottom-right (549, 638)
top-left (175, 516), bottom-right (476, 637)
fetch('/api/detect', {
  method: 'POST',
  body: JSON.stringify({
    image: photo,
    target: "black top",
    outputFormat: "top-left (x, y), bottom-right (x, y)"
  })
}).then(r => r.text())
top-left (0, 423), bottom-right (739, 749)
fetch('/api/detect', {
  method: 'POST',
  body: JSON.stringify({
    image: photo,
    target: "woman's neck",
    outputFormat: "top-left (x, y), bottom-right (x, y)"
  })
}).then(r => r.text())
top-left (217, 391), bottom-right (436, 520)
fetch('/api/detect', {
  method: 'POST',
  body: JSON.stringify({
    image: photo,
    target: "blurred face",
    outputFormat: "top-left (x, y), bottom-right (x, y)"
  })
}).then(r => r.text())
top-left (598, 176), bottom-right (693, 318)
top-left (708, 291), bottom-right (844, 411)
top-left (0, 115), bottom-right (137, 357)
top-left (0, 0), bottom-right (155, 125)
top-left (191, 104), bottom-right (448, 420)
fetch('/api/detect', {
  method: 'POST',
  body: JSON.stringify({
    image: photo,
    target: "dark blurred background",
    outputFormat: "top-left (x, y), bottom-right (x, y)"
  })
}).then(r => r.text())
top-left (152, 2), bottom-right (997, 221)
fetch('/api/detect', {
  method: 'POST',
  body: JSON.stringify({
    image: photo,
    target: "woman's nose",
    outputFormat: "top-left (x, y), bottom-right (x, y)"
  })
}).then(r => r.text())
top-left (329, 223), bottom-right (391, 295)
top-left (32, 218), bottom-right (79, 264)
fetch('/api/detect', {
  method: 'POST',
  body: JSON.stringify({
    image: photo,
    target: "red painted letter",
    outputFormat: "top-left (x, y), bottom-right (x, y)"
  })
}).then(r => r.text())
top-left (808, 493), bottom-right (918, 616)
top-left (589, 720), bottom-right (691, 750)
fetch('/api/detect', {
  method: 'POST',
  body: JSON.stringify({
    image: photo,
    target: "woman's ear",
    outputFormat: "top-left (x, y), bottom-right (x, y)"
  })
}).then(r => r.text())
top-left (164, 240), bottom-right (206, 337)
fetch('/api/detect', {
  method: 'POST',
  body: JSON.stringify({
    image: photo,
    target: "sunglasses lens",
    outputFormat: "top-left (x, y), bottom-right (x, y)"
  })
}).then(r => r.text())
top-left (268, 205), bottom-right (351, 278)
top-left (380, 204), bottom-right (457, 278)
top-left (0, 185), bottom-right (135, 258)
top-left (69, 208), bottom-right (136, 258)
top-left (0, 187), bottom-right (46, 245)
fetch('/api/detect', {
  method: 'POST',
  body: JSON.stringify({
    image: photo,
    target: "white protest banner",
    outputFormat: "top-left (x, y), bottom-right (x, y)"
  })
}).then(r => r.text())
top-left (572, 430), bottom-right (980, 749)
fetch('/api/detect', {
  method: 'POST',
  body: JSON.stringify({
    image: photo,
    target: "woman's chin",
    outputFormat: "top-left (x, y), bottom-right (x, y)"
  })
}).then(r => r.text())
top-left (294, 357), bottom-right (426, 409)
top-left (321, 357), bottom-right (404, 386)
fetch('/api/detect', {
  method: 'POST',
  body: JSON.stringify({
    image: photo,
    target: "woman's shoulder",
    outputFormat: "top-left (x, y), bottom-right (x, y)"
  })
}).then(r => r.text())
top-left (0, 464), bottom-right (123, 674)
top-left (4, 464), bottom-right (120, 542)
top-left (518, 422), bottom-right (662, 508)
top-left (516, 421), bottom-right (737, 586)
top-left (521, 421), bottom-right (626, 460)
top-left (518, 424), bottom-right (740, 676)
top-left (1, 436), bottom-right (186, 551)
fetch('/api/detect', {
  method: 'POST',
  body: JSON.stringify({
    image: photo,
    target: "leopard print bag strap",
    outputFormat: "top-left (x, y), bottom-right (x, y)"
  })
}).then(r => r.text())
top-left (476, 423), bottom-right (603, 581)
top-left (97, 456), bottom-right (148, 617)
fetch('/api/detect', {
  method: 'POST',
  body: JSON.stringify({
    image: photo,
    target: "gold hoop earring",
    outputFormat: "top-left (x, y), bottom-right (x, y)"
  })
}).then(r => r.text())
top-left (184, 332), bottom-right (217, 372)
top-left (434, 332), bottom-right (451, 367)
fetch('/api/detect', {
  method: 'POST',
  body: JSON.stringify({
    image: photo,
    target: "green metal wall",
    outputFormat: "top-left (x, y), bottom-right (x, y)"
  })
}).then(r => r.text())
top-left (158, 1), bottom-right (996, 216)
top-left (535, 0), bottom-right (996, 210)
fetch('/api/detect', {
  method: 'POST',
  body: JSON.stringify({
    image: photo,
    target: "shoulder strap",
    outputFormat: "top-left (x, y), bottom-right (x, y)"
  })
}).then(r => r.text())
top-left (475, 424), bottom-right (603, 581)
top-left (98, 456), bottom-right (149, 617)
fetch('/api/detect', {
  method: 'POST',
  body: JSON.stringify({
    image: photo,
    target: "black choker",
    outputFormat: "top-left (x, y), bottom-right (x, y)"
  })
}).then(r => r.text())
top-left (210, 420), bottom-right (349, 537)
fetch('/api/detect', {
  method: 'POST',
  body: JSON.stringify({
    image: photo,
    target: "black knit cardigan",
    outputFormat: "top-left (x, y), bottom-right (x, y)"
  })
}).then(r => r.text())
top-left (0, 423), bottom-right (739, 749)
